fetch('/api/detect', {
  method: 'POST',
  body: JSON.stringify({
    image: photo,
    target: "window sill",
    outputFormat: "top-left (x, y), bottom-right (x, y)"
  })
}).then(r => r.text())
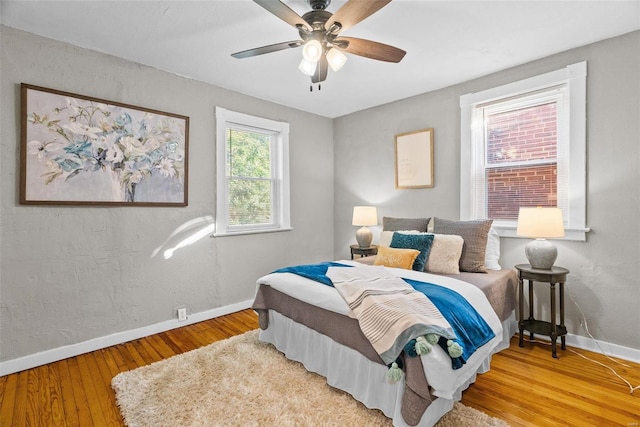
top-left (494, 225), bottom-right (590, 242)
top-left (212, 227), bottom-right (293, 238)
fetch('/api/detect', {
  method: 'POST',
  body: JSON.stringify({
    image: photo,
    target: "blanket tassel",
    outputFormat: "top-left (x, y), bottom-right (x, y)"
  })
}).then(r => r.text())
top-left (426, 333), bottom-right (439, 345)
top-left (387, 362), bottom-right (403, 383)
top-left (447, 340), bottom-right (463, 358)
top-left (414, 336), bottom-right (432, 355)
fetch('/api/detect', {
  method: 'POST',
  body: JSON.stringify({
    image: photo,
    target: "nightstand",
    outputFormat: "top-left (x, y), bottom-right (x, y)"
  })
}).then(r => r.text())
top-left (516, 264), bottom-right (569, 358)
top-left (350, 244), bottom-right (378, 260)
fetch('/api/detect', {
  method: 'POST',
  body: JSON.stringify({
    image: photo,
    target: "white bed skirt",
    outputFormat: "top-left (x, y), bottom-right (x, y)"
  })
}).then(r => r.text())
top-left (259, 310), bottom-right (517, 427)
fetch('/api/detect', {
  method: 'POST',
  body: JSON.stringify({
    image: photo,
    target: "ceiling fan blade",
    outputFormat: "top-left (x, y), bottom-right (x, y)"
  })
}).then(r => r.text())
top-left (312, 55), bottom-right (328, 84)
top-left (335, 37), bottom-right (406, 63)
top-left (253, 0), bottom-right (312, 32)
top-left (325, 0), bottom-right (392, 33)
top-left (231, 40), bottom-right (303, 59)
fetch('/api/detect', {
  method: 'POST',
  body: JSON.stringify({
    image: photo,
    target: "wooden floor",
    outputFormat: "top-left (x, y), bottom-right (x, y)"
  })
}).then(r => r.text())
top-left (1, 309), bottom-right (638, 426)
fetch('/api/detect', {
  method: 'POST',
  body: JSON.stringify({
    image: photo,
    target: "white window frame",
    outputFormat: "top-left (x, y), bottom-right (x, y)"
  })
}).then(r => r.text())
top-left (214, 107), bottom-right (291, 237)
top-left (460, 62), bottom-right (588, 241)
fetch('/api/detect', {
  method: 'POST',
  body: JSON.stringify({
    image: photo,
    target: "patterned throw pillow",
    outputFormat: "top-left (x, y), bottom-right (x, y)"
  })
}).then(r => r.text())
top-left (379, 229), bottom-right (420, 247)
top-left (390, 232), bottom-right (435, 271)
top-left (433, 218), bottom-right (493, 273)
top-left (373, 246), bottom-right (420, 270)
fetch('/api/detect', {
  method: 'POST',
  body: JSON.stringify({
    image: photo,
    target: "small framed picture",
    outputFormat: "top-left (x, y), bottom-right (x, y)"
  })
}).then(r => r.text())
top-left (394, 128), bottom-right (434, 189)
top-left (20, 83), bottom-right (189, 206)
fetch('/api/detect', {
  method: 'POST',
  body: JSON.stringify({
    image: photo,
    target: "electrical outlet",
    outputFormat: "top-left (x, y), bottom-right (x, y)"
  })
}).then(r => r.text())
top-left (177, 307), bottom-right (187, 322)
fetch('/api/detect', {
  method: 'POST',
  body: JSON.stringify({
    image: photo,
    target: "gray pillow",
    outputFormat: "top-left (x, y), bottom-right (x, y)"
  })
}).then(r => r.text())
top-left (382, 217), bottom-right (430, 232)
top-left (432, 217), bottom-right (493, 273)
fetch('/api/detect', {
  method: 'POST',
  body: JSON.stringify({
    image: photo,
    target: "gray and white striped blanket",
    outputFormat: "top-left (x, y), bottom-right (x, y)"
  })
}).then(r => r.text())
top-left (326, 265), bottom-right (456, 365)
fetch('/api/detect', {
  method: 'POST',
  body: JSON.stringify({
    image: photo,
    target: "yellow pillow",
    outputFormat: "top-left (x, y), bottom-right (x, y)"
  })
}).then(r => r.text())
top-left (373, 246), bottom-right (420, 270)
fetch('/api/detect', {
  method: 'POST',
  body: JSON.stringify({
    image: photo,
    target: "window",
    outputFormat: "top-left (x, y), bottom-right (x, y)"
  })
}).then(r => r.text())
top-left (214, 108), bottom-right (291, 236)
top-left (460, 62), bottom-right (588, 241)
top-left (481, 91), bottom-right (564, 219)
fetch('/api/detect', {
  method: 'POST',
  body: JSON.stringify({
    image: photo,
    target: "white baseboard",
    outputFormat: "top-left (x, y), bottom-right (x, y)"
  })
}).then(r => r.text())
top-left (526, 332), bottom-right (640, 363)
top-left (565, 333), bottom-right (640, 363)
top-left (3, 303), bottom-right (638, 377)
top-left (0, 299), bottom-right (253, 377)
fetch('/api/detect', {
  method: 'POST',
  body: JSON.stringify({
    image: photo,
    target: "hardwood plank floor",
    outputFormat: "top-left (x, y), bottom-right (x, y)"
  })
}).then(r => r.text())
top-left (1, 309), bottom-right (638, 426)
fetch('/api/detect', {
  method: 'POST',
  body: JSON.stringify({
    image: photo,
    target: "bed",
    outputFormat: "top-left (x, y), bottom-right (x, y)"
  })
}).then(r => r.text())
top-left (251, 217), bottom-right (518, 427)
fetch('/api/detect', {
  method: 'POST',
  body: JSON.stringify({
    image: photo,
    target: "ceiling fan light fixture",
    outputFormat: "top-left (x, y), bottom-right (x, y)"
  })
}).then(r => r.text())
top-left (327, 47), bottom-right (347, 72)
top-left (233, 0), bottom-right (404, 86)
top-left (298, 58), bottom-right (317, 76)
top-left (302, 39), bottom-right (323, 62)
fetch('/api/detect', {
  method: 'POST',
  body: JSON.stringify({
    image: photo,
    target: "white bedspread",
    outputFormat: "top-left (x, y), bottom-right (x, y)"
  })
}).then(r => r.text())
top-left (256, 260), bottom-right (503, 399)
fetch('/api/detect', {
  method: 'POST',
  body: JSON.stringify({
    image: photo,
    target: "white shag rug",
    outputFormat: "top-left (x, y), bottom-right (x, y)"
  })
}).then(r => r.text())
top-left (112, 330), bottom-right (509, 427)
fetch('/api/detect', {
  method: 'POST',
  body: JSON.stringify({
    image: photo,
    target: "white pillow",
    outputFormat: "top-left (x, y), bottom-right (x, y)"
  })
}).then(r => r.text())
top-left (379, 230), bottom-right (394, 247)
top-left (425, 234), bottom-right (464, 275)
top-left (484, 227), bottom-right (501, 270)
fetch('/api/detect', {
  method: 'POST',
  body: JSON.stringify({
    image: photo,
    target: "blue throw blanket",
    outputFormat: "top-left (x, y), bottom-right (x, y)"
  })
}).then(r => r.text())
top-left (403, 279), bottom-right (495, 369)
top-left (273, 261), bottom-right (351, 287)
top-left (273, 263), bottom-right (494, 370)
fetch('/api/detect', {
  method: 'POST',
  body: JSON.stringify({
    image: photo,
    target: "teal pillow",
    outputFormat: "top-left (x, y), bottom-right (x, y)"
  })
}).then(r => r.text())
top-left (390, 232), bottom-right (435, 271)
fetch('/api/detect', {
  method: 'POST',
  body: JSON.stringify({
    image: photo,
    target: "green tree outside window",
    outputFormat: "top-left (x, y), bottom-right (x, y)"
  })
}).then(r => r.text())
top-left (226, 128), bottom-right (273, 225)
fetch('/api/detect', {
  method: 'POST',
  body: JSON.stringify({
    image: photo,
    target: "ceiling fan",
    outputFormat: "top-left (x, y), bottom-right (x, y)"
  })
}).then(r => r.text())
top-left (231, 0), bottom-right (406, 87)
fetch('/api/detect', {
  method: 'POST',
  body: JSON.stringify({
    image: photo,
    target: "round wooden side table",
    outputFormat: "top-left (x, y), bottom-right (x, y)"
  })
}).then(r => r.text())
top-left (515, 263), bottom-right (570, 358)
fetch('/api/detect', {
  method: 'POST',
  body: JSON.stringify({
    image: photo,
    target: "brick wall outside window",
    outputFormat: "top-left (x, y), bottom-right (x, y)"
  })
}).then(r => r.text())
top-left (485, 103), bottom-right (558, 219)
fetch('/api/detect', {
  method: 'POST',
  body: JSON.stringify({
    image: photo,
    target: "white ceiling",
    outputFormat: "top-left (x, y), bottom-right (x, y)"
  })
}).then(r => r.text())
top-left (2, 1), bottom-right (639, 118)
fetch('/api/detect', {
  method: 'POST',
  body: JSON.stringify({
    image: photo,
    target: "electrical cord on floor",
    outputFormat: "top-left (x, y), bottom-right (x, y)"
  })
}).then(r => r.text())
top-left (523, 283), bottom-right (639, 394)
top-left (521, 336), bottom-right (639, 394)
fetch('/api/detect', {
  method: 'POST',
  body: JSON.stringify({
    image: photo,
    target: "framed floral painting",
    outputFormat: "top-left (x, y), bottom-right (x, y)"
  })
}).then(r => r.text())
top-left (20, 83), bottom-right (189, 206)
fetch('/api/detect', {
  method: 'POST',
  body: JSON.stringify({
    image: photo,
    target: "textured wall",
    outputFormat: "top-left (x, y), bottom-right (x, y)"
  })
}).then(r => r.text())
top-left (333, 31), bottom-right (640, 351)
top-left (0, 26), bottom-right (334, 362)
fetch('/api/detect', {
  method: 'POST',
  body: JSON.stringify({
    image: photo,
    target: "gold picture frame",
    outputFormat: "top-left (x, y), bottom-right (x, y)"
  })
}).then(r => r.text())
top-left (394, 128), bottom-right (434, 189)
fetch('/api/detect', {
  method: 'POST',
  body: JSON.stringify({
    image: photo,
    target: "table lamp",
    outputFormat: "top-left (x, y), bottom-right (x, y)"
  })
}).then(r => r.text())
top-left (516, 207), bottom-right (565, 270)
top-left (352, 206), bottom-right (377, 248)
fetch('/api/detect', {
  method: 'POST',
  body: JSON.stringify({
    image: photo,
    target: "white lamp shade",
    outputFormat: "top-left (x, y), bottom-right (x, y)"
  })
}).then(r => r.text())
top-left (298, 58), bottom-right (317, 76)
top-left (516, 207), bottom-right (565, 238)
top-left (352, 206), bottom-right (378, 226)
top-left (302, 39), bottom-right (322, 62)
top-left (327, 48), bottom-right (347, 72)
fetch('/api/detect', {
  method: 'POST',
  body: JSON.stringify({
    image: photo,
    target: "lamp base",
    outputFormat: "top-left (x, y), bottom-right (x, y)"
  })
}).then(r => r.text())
top-left (355, 226), bottom-right (373, 248)
top-left (525, 239), bottom-right (558, 270)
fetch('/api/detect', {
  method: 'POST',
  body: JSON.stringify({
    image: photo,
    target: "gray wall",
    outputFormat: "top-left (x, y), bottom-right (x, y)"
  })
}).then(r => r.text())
top-left (0, 26), bottom-right (334, 362)
top-left (2, 24), bottom-right (639, 365)
top-left (334, 31), bottom-right (640, 351)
